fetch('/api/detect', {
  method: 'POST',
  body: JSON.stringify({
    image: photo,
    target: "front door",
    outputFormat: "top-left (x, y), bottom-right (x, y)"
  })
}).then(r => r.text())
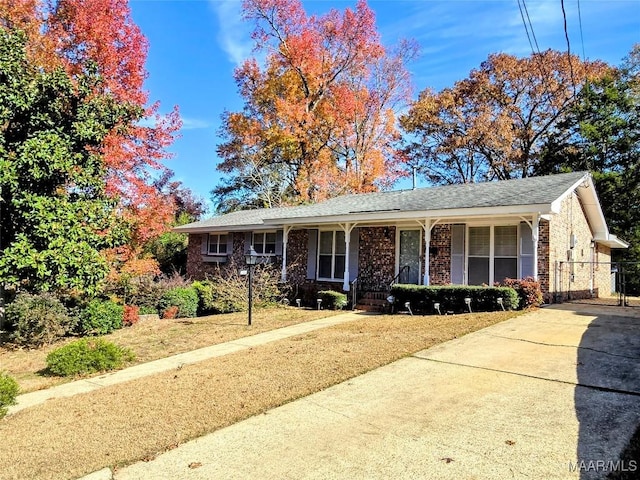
top-left (398, 229), bottom-right (421, 284)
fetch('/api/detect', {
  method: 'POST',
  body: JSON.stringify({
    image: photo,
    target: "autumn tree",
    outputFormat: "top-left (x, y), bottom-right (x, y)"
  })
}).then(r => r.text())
top-left (214, 0), bottom-right (415, 211)
top-left (541, 44), bottom-right (640, 293)
top-left (0, 29), bottom-right (133, 294)
top-left (400, 50), bottom-right (608, 184)
top-left (1, 0), bottom-right (181, 257)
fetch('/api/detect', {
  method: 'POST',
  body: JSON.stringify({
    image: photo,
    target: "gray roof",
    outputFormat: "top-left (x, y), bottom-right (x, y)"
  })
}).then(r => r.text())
top-left (176, 171), bottom-right (588, 231)
top-left (277, 171), bottom-right (588, 219)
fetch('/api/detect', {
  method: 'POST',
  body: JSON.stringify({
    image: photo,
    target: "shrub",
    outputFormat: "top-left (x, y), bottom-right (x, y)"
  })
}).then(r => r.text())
top-left (162, 305), bottom-right (179, 319)
top-left (123, 305), bottom-right (140, 326)
top-left (6, 293), bottom-right (74, 347)
top-left (79, 299), bottom-right (124, 335)
top-left (390, 285), bottom-right (519, 314)
top-left (317, 290), bottom-right (348, 310)
top-left (501, 277), bottom-right (543, 309)
top-left (158, 286), bottom-right (199, 318)
top-left (0, 372), bottom-right (19, 418)
top-left (46, 338), bottom-right (135, 376)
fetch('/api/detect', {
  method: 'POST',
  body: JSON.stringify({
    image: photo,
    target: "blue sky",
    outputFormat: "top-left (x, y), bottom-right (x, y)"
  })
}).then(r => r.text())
top-left (129, 0), bottom-right (639, 212)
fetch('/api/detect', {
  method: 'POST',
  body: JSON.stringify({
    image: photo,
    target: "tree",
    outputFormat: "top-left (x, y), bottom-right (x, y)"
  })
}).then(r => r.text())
top-left (214, 0), bottom-right (415, 211)
top-left (541, 44), bottom-right (640, 293)
top-left (0, 29), bottom-right (134, 294)
top-left (400, 50), bottom-right (608, 184)
top-left (1, 0), bottom-right (181, 252)
top-left (144, 173), bottom-right (206, 274)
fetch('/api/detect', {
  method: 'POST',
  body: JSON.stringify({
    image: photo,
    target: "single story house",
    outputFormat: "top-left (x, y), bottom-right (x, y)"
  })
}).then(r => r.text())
top-left (175, 171), bottom-right (628, 305)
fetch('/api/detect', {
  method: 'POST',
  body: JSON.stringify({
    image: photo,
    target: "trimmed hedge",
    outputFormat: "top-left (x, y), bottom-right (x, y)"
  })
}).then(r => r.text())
top-left (390, 285), bottom-right (519, 314)
top-left (501, 277), bottom-right (543, 309)
top-left (317, 290), bottom-right (348, 310)
top-left (46, 338), bottom-right (135, 376)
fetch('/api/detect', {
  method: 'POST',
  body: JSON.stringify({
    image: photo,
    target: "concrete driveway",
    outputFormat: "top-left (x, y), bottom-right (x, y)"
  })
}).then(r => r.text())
top-left (111, 304), bottom-right (640, 480)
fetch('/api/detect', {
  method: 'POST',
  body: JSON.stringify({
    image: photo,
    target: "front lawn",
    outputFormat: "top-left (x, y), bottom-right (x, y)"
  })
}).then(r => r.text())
top-left (0, 309), bottom-right (522, 480)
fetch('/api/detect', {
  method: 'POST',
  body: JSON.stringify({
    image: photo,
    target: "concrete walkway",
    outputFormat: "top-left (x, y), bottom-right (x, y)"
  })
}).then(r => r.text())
top-left (8, 311), bottom-right (369, 416)
top-left (99, 304), bottom-right (640, 480)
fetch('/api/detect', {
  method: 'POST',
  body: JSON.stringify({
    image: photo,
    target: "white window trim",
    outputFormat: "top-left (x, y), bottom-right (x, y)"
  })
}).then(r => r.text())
top-left (466, 224), bottom-right (521, 285)
top-left (208, 233), bottom-right (228, 255)
top-left (253, 231), bottom-right (277, 256)
top-left (317, 230), bottom-right (346, 281)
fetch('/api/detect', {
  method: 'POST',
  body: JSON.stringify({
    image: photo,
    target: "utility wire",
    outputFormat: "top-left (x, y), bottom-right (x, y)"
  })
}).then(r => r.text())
top-left (560, 0), bottom-right (578, 96)
top-left (577, 0), bottom-right (586, 61)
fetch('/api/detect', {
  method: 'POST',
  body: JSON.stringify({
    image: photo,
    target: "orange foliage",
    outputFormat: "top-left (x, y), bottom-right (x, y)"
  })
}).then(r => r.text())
top-left (217, 0), bottom-right (416, 206)
top-left (400, 50), bottom-right (610, 183)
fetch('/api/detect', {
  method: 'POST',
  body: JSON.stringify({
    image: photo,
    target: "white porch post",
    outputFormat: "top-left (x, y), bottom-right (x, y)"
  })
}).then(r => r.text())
top-left (532, 214), bottom-right (540, 281)
top-left (341, 223), bottom-right (352, 291)
top-left (423, 219), bottom-right (431, 286)
top-left (281, 226), bottom-right (291, 282)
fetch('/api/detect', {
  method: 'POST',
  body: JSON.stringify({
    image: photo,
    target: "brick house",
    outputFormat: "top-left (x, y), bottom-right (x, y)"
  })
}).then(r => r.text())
top-left (176, 172), bottom-right (627, 304)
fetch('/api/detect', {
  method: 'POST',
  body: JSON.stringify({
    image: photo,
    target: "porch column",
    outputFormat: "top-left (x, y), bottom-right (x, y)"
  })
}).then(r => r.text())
top-left (532, 214), bottom-right (540, 281)
top-left (423, 219), bottom-right (431, 286)
top-left (280, 226), bottom-right (291, 282)
top-left (340, 222), bottom-right (352, 291)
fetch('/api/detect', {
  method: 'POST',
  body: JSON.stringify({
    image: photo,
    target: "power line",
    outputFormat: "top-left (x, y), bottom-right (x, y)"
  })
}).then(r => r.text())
top-left (560, 0), bottom-right (578, 95)
top-left (577, 0), bottom-right (586, 61)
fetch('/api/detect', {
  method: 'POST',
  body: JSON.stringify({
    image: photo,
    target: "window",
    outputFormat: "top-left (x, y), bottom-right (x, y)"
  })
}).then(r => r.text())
top-left (467, 225), bottom-right (519, 285)
top-left (253, 232), bottom-right (276, 255)
top-left (468, 226), bottom-right (490, 285)
top-left (494, 225), bottom-right (517, 282)
top-left (318, 230), bottom-right (345, 280)
top-left (208, 234), bottom-right (228, 255)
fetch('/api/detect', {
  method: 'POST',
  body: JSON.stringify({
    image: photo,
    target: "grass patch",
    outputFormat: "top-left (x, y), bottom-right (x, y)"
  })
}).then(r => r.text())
top-left (0, 307), bottom-right (342, 393)
top-left (0, 309), bottom-right (519, 480)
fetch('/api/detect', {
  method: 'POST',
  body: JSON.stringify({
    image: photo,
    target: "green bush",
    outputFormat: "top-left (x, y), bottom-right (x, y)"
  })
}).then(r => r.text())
top-left (390, 285), bottom-right (519, 314)
top-left (158, 286), bottom-right (199, 318)
top-left (46, 338), bottom-right (135, 376)
top-left (79, 299), bottom-right (124, 335)
top-left (6, 292), bottom-right (74, 347)
top-left (0, 372), bottom-right (19, 418)
top-left (317, 290), bottom-right (348, 310)
top-left (138, 305), bottom-right (158, 315)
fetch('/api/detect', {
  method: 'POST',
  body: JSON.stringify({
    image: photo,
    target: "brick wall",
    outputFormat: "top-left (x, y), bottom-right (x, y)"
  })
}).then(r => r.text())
top-left (186, 233), bottom-right (247, 280)
top-left (358, 226), bottom-right (396, 290)
top-left (538, 220), bottom-right (551, 302)
top-left (286, 229), bottom-right (309, 286)
top-left (548, 192), bottom-right (603, 301)
top-left (428, 224), bottom-right (452, 285)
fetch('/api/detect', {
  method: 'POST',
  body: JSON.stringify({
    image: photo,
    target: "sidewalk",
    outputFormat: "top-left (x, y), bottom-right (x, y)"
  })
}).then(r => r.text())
top-left (8, 311), bottom-right (370, 416)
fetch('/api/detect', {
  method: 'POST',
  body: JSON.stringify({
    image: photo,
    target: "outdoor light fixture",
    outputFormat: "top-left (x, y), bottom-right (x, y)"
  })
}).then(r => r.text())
top-left (497, 297), bottom-right (505, 311)
top-left (296, 298), bottom-right (301, 308)
top-left (317, 298), bottom-right (322, 310)
top-left (464, 297), bottom-right (472, 313)
top-left (404, 301), bottom-right (413, 316)
top-left (244, 245), bottom-right (258, 326)
top-left (434, 302), bottom-right (441, 315)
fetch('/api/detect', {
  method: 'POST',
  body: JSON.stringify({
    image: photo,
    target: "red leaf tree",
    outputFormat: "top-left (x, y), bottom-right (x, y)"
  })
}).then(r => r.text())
top-left (214, 0), bottom-right (416, 210)
top-left (2, 0), bottom-right (182, 256)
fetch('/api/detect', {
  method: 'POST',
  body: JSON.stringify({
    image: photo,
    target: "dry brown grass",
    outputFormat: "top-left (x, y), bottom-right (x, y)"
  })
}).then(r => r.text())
top-left (0, 307), bottom-right (342, 393)
top-left (0, 310), bottom-right (521, 480)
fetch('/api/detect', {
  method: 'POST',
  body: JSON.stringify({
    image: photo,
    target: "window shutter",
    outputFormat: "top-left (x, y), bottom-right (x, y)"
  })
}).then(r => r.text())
top-left (519, 222), bottom-right (534, 278)
top-left (244, 232), bottom-right (252, 252)
top-left (348, 228), bottom-right (359, 281)
top-left (275, 230), bottom-right (284, 256)
top-left (226, 234), bottom-right (234, 255)
top-left (201, 234), bottom-right (208, 255)
top-left (451, 224), bottom-right (465, 284)
top-left (306, 229), bottom-right (318, 280)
